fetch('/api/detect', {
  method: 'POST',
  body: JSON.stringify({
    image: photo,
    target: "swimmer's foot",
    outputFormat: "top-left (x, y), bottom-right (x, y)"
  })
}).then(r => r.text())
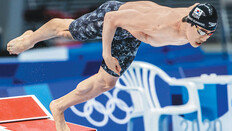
top-left (7, 30), bottom-right (35, 55)
top-left (50, 100), bottom-right (70, 131)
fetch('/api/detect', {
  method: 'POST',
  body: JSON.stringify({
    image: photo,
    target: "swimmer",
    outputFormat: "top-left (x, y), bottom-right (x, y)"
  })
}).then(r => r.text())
top-left (7, 1), bottom-right (218, 131)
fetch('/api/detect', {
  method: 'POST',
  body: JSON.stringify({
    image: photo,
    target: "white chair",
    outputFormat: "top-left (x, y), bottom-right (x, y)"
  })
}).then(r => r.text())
top-left (115, 61), bottom-right (201, 131)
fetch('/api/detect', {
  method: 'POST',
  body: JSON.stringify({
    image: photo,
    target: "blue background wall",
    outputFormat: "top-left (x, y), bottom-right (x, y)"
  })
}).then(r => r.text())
top-left (0, 42), bottom-right (231, 131)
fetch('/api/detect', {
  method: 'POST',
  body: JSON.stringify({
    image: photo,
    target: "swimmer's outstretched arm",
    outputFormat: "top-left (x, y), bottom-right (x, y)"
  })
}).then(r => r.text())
top-left (7, 18), bottom-right (74, 55)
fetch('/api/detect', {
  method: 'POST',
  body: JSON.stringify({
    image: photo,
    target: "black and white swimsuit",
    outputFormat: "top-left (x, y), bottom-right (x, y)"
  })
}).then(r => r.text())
top-left (69, 1), bottom-right (141, 77)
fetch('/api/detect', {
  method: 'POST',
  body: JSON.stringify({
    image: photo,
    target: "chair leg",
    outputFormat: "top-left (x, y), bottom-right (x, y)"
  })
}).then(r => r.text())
top-left (127, 118), bottom-right (134, 131)
top-left (143, 111), bottom-right (161, 131)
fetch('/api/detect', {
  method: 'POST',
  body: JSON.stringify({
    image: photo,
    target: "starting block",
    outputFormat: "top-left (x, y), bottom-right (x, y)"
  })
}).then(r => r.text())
top-left (0, 95), bottom-right (96, 131)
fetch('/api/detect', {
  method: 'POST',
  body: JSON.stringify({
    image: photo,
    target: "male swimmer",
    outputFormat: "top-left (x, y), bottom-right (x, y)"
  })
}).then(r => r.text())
top-left (7, 1), bottom-right (217, 131)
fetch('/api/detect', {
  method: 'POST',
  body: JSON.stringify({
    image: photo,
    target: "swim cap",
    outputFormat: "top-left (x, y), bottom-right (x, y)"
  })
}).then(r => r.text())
top-left (187, 3), bottom-right (218, 31)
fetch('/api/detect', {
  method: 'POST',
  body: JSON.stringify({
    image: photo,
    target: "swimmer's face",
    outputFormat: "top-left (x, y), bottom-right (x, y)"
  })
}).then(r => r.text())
top-left (186, 24), bottom-right (215, 48)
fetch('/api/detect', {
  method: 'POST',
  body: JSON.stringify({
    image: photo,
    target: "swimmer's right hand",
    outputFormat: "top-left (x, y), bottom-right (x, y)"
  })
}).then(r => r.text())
top-left (104, 56), bottom-right (122, 76)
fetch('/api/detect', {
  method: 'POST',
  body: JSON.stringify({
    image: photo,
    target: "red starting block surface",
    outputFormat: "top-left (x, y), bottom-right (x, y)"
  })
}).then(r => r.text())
top-left (0, 95), bottom-right (96, 131)
top-left (0, 95), bottom-right (51, 123)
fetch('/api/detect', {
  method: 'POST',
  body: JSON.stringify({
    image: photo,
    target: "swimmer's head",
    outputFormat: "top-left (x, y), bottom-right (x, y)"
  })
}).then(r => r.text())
top-left (182, 3), bottom-right (218, 47)
top-left (187, 3), bottom-right (218, 31)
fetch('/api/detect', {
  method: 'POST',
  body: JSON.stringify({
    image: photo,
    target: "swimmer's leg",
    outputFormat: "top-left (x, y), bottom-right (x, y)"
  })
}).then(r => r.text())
top-left (50, 67), bottom-right (118, 131)
top-left (7, 18), bottom-right (74, 55)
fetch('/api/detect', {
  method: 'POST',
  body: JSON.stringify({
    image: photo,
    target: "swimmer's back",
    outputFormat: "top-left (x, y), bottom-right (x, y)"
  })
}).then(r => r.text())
top-left (119, 1), bottom-right (198, 15)
top-left (119, 1), bottom-right (172, 13)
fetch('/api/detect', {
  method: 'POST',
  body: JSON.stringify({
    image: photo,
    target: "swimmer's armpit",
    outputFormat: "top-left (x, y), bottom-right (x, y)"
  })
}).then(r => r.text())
top-left (130, 32), bottom-right (151, 44)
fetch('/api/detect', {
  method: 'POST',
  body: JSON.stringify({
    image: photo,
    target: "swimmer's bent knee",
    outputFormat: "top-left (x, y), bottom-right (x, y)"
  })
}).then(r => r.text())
top-left (100, 85), bottom-right (115, 92)
top-left (100, 79), bottom-right (116, 92)
top-left (48, 18), bottom-right (73, 35)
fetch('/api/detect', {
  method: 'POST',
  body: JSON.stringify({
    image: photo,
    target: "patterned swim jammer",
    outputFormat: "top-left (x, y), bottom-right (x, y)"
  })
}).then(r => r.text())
top-left (69, 1), bottom-right (141, 77)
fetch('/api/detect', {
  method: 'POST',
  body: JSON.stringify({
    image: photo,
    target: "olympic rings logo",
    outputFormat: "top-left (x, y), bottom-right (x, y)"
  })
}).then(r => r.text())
top-left (70, 88), bottom-right (133, 127)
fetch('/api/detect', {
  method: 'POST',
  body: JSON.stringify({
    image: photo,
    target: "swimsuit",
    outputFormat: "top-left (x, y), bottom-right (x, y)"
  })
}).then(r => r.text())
top-left (69, 1), bottom-right (141, 77)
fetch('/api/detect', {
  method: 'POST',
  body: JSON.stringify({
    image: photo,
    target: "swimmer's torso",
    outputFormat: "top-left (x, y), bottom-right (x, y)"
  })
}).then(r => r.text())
top-left (118, 1), bottom-right (195, 46)
top-left (69, 1), bottom-right (197, 77)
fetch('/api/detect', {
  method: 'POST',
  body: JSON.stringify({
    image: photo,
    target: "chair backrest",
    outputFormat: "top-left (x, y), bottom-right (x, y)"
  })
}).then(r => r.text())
top-left (116, 61), bottom-right (178, 112)
top-left (116, 61), bottom-right (199, 115)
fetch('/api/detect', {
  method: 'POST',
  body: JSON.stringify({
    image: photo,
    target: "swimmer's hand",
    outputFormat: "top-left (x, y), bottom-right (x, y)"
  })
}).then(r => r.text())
top-left (7, 30), bottom-right (34, 55)
top-left (104, 56), bottom-right (122, 76)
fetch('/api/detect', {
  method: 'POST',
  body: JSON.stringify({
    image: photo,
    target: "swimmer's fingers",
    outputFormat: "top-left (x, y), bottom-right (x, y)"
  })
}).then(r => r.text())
top-left (108, 59), bottom-right (119, 75)
top-left (104, 56), bottom-right (121, 76)
top-left (110, 65), bottom-right (119, 76)
top-left (115, 61), bottom-right (121, 73)
top-left (115, 65), bottom-right (121, 76)
top-left (112, 57), bottom-right (121, 76)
